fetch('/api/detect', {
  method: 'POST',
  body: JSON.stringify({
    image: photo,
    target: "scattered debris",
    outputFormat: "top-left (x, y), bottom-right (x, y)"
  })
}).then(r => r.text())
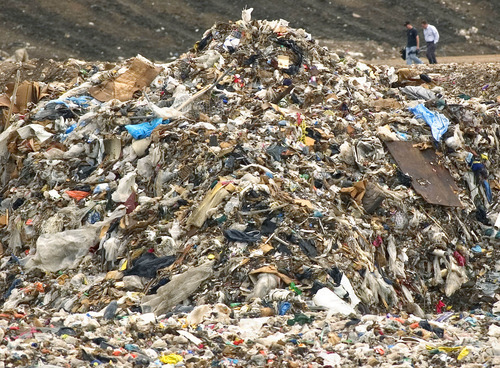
top-left (0, 10), bottom-right (499, 367)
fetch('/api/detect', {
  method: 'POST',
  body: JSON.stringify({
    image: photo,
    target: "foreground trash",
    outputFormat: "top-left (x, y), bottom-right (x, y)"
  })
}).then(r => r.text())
top-left (1, 307), bottom-right (500, 367)
top-left (0, 9), bottom-right (499, 367)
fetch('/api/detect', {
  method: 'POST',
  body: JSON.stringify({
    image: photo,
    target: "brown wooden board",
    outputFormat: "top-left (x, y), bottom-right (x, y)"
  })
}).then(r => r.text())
top-left (386, 141), bottom-right (462, 207)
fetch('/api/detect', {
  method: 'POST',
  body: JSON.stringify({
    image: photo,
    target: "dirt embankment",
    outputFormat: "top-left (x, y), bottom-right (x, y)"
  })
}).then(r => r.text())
top-left (366, 54), bottom-right (500, 66)
top-left (1, 0), bottom-right (499, 61)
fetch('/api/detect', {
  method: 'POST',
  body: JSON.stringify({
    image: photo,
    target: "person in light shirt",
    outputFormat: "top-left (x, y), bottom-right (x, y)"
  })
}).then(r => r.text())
top-left (421, 20), bottom-right (439, 64)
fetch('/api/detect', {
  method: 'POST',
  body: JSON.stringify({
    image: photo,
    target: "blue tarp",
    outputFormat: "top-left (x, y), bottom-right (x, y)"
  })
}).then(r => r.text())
top-left (125, 117), bottom-right (169, 140)
top-left (408, 104), bottom-right (450, 141)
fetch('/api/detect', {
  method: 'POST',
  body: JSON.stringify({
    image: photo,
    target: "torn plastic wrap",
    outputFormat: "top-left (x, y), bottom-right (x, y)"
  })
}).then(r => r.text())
top-left (22, 207), bottom-right (126, 272)
top-left (408, 103), bottom-right (450, 141)
top-left (141, 261), bottom-right (214, 315)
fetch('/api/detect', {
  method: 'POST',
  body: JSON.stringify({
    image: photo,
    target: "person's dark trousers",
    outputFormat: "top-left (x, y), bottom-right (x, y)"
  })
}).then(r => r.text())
top-left (426, 42), bottom-right (437, 64)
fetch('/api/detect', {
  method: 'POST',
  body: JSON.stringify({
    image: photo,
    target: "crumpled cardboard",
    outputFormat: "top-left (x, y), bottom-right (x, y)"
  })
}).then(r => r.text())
top-left (371, 98), bottom-right (401, 111)
top-left (340, 180), bottom-right (367, 204)
top-left (0, 95), bottom-right (11, 109)
top-left (249, 265), bottom-right (294, 285)
top-left (2, 81), bottom-right (42, 113)
top-left (89, 56), bottom-right (162, 102)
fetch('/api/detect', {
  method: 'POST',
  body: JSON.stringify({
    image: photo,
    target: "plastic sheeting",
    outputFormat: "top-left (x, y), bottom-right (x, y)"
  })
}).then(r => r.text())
top-left (141, 262), bottom-right (214, 315)
top-left (408, 103), bottom-right (450, 141)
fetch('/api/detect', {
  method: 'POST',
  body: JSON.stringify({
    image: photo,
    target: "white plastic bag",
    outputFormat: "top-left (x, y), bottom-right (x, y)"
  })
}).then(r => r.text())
top-left (24, 227), bottom-right (99, 272)
top-left (313, 288), bottom-right (356, 316)
top-left (112, 172), bottom-right (137, 202)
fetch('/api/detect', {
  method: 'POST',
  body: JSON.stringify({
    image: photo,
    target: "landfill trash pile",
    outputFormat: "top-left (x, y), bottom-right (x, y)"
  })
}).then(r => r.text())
top-left (0, 9), bottom-right (500, 367)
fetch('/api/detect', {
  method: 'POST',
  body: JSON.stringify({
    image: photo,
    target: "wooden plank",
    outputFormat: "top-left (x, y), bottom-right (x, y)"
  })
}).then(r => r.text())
top-left (386, 141), bottom-right (462, 207)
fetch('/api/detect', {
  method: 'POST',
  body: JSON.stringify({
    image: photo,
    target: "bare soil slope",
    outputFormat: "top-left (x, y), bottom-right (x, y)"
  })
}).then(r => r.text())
top-left (1, 0), bottom-right (499, 61)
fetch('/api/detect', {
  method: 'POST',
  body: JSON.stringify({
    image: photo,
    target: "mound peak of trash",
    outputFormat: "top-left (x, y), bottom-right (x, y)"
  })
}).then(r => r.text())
top-left (1, 10), bottom-right (500, 367)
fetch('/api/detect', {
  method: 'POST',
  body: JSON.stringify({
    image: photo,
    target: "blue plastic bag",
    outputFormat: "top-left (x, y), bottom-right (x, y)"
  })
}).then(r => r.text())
top-left (51, 95), bottom-right (95, 108)
top-left (67, 96), bottom-right (94, 108)
top-left (408, 104), bottom-right (449, 141)
top-left (278, 301), bottom-right (291, 315)
top-left (125, 117), bottom-right (169, 140)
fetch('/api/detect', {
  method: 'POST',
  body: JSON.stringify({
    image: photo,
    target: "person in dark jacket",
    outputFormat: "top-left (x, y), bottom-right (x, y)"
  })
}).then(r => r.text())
top-left (405, 21), bottom-right (423, 65)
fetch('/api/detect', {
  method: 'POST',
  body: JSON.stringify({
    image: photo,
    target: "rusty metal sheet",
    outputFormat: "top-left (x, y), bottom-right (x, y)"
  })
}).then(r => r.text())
top-left (386, 141), bottom-right (462, 207)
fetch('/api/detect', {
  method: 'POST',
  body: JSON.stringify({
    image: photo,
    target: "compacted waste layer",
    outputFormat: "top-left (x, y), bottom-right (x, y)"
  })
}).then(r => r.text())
top-left (0, 10), bottom-right (499, 368)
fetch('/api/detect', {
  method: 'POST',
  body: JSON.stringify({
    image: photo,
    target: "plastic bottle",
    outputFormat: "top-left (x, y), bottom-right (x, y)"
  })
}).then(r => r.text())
top-left (267, 288), bottom-right (294, 301)
top-left (495, 213), bottom-right (500, 230)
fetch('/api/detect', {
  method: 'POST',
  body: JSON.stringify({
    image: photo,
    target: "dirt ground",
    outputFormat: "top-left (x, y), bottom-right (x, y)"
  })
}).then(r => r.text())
top-left (1, 0), bottom-right (499, 62)
top-left (366, 54), bottom-right (500, 66)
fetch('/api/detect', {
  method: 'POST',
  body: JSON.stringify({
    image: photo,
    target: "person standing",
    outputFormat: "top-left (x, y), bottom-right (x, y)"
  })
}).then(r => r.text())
top-left (421, 20), bottom-right (439, 64)
top-left (404, 21), bottom-right (423, 65)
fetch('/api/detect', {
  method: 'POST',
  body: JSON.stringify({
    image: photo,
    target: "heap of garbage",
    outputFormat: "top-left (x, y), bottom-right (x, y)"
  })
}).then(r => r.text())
top-left (0, 10), bottom-right (499, 367)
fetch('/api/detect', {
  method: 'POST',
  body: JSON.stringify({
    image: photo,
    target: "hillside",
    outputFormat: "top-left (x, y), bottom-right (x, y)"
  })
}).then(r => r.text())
top-left (1, 0), bottom-right (499, 61)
